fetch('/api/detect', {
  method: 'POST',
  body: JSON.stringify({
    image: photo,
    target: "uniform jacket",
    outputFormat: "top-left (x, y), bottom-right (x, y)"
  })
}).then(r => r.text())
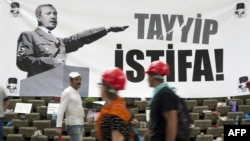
top-left (17, 27), bottom-right (107, 77)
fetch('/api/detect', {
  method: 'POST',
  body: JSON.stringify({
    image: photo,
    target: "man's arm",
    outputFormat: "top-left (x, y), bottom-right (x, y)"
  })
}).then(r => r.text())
top-left (63, 26), bottom-right (129, 53)
top-left (1, 87), bottom-right (9, 110)
top-left (110, 115), bottom-right (129, 141)
top-left (112, 130), bottom-right (124, 141)
top-left (106, 26), bottom-right (129, 33)
top-left (143, 130), bottom-right (150, 141)
top-left (16, 32), bottom-right (62, 75)
top-left (4, 97), bottom-right (9, 111)
top-left (163, 110), bottom-right (178, 141)
top-left (246, 81), bottom-right (250, 91)
top-left (160, 89), bottom-right (179, 141)
top-left (56, 90), bottom-right (70, 135)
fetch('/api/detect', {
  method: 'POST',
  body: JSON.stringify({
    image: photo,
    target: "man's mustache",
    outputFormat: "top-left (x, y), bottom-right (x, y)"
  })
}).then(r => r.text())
top-left (77, 83), bottom-right (81, 85)
top-left (50, 20), bottom-right (57, 24)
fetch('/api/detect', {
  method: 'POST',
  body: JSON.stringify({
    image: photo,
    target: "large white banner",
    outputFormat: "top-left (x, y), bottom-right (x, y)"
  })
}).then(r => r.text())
top-left (1, 0), bottom-right (250, 98)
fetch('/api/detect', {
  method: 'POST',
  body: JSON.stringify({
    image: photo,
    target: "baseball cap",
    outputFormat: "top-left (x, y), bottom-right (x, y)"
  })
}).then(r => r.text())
top-left (69, 72), bottom-right (81, 78)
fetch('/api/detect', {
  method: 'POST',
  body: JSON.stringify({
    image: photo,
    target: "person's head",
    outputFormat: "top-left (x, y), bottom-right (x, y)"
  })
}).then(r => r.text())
top-left (99, 67), bottom-right (126, 101)
top-left (35, 4), bottom-right (57, 30)
top-left (7, 77), bottom-right (18, 92)
top-left (235, 3), bottom-right (245, 18)
top-left (10, 2), bottom-right (20, 16)
top-left (145, 60), bottom-right (170, 88)
top-left (69, 72), bottom-right (81, 90)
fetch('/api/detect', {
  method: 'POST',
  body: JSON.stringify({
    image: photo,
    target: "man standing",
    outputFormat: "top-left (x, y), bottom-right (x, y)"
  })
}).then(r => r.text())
top-left (0, 85), bottom-right (9, 141)
top-left (144, 60), bottom-right (190, 141)
top-left (56, 72), bottom-right (84, 141)
top-left (16, 4), bottom-right (128, 77)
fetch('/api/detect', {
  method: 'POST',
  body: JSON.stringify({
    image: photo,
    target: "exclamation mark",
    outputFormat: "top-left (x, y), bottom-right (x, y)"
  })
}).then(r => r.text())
top-left (214, 49), bottom-right (224, 81)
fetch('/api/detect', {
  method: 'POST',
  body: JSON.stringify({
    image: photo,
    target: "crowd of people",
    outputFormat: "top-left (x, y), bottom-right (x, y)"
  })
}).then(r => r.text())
top-left (53, 60), bottom-right (192, 141)
top-left (0, 60), bottom-right (194, 141)
top-left (2, 62), bottom-right (250, 141)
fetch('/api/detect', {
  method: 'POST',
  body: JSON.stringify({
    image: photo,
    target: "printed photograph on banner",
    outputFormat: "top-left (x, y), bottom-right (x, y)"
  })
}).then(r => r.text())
top-left (5, 77), bottom-right (19, 96)
top-left (237, 76), bottom-right (249, 93)
top-left (14, 3), bottom-right (129, 97)
top-left (9, 2), bottom-right (20, 17)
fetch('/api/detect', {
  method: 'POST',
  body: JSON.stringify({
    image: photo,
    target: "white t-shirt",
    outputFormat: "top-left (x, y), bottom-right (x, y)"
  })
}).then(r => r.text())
top-left (0, 86), bottom-right (7, 118)
top-left (56, 86), bottom-right (84, 127)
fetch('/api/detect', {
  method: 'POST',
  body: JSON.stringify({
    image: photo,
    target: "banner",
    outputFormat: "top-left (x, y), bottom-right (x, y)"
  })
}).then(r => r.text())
top-left (1, 0), bottom-right (250, 98)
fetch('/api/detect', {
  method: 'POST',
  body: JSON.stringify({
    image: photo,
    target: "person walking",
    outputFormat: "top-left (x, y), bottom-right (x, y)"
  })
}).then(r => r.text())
top-left (56, 72), bottom-right (84, 141)
top-left (96, 67), bottom-right (131, 141)
top-left (143, 60), bottom-right (190, 141)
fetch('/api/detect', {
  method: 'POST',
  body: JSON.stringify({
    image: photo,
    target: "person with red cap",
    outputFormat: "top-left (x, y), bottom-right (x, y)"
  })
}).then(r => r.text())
top-left (96, 67), bottom-right (131, 141)
top-left (143, 60), bottom-right (190, 141)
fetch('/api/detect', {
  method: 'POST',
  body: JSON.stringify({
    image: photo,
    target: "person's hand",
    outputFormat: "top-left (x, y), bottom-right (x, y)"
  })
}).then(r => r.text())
top-left (246, 81), bottom-right (250, 88)
top-left (56, 127), bottom-right (62, 136)
top-left (53, 57), bottom-right (65, 67)
top-left (143, 130), bottom-right (149, 141)
top-left (107, 26), bottom-right (129, 32)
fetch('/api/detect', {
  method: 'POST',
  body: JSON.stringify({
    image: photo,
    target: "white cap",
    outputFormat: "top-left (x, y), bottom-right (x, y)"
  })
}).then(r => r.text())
top-left (69, 72), bottom-right (81, 78)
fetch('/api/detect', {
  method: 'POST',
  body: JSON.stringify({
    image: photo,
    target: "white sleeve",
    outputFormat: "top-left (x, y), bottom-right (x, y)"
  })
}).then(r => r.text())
top-left (0, 86), bottom-right (7, 99)
top-left (56, 89), bottom-right (70, 127)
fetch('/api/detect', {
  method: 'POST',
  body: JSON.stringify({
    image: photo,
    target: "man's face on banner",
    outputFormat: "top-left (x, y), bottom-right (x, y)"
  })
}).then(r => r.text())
top-left (38, 6), bottom-right (57, 30)
top-left (11, 6), bottom-right (19, 15)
